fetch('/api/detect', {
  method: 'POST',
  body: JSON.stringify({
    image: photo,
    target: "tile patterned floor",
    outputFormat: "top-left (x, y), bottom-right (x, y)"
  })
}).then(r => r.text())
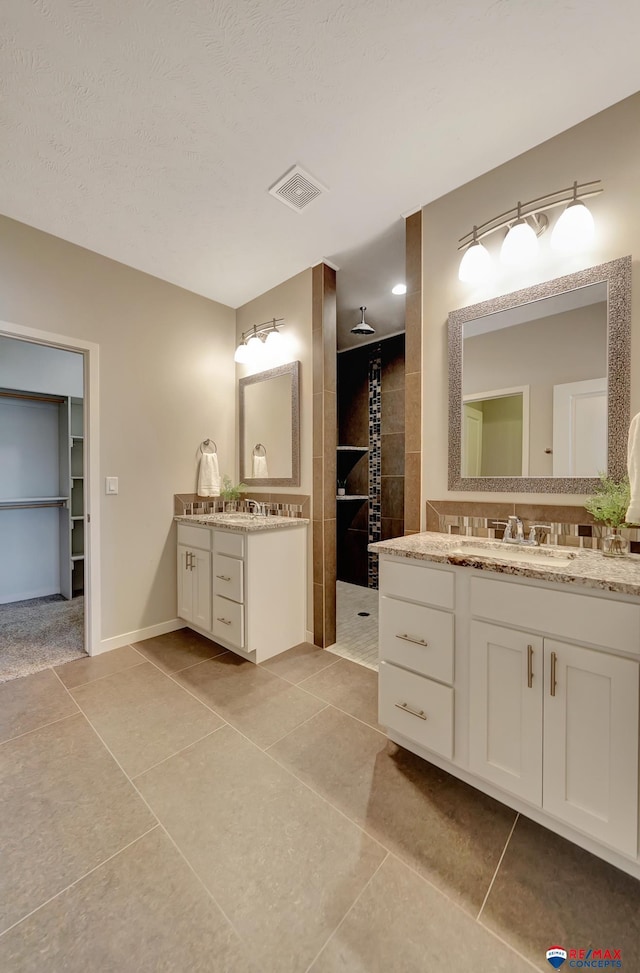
top-left (0, 628), bottom-right (638, 972)
top-left (328, 581), bottom-right (379, 669)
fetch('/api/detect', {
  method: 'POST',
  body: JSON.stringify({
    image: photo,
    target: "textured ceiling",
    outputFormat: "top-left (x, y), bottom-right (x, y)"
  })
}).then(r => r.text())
top-left (2, 0), bottom-right (640, 310)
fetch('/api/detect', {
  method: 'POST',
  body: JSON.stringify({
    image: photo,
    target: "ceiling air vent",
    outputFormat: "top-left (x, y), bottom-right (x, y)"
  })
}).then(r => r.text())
top-left (268, 165), bottom-right (327, 213)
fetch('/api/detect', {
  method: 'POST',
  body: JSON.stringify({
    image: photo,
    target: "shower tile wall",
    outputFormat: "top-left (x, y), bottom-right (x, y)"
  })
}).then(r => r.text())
top-left (338, 334), bottom-right (405, 589)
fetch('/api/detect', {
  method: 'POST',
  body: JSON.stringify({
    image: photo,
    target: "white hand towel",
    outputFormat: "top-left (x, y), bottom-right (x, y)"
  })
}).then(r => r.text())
top-left (198, 451), bottom-right (221, 497)
top-left (252, 454), bottom-right (269, 478)
top-left (626, 412), bottom-right (640, 523)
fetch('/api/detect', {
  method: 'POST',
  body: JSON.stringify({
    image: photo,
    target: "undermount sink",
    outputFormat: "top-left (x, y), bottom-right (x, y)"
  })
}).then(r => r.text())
top-left (448, 541), bottom-right (577, 569)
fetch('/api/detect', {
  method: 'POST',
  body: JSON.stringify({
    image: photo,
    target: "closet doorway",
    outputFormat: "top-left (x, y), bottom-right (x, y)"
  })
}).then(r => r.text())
top-left (0, 322), bottom-right (100, 681)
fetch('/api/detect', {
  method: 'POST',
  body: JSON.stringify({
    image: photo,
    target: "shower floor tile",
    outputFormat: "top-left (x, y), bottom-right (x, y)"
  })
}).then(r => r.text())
top-left (328, 582), bottom-right (379, 671)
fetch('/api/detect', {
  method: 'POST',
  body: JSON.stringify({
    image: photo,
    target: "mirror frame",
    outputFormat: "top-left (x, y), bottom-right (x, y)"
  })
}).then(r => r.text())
top-left (239, 360), bottom-right (300, 487)
top-left (448, 255), bottom-right (631, 493)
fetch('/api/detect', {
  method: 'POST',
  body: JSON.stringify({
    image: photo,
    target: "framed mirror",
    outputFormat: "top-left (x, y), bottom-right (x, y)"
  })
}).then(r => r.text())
top-left (239, 361), bottom-right (300, 487)
top-left (448, 255), bottom-right (631, 492)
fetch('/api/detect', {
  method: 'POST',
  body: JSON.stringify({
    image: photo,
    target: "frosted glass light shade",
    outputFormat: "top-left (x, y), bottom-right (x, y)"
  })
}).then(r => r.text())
top-left (551, 200), bottom-right (595, 251)
top-left (458, 241), bottom-right (493, 283)
top-left (245, 335), bottom-right (262, 364)
top-left (234, 342), bottom-right (249, 363)
top-left (500, 219), bottom-right (539, 266)
top-left (265, 328), bottom-right (283, 350)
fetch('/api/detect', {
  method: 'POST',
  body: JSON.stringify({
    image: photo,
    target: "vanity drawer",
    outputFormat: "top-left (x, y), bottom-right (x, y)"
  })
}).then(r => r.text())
top-left (380, 596), bottom-right (454, 684)
top-left (177, 524), bottom-right (212, 551)
top-left (213, 553), bottom-right (244, 603)
top-left (379, 661), bottom-right (453, 759)
top-left (470, 576), bottom-right (640, 654)
top-left (214, 530), bottom-right (244, 559)
top-left (380, 558), bottom-right (454, 610)
top-left (212, 595), bottom-right (244, 648)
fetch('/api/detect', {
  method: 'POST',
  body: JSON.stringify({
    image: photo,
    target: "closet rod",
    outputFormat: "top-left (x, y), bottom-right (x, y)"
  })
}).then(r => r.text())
top-left (0, 501), bottom-right (67, 511)
top-left (0, 389), bottom-right (65, 404)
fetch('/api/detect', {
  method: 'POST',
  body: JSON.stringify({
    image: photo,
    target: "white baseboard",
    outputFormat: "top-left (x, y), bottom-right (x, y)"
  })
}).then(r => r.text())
top-left (305, 629), bottom-right (314, 645)
top-left (93, 618), bottom-right (183, 656)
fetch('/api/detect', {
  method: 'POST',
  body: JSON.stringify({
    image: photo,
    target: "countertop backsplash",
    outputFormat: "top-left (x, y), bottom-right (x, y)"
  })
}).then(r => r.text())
top-left (174, 492), bottom-right (310, 519)
top-left (425, 499), bottom-right (640, 555)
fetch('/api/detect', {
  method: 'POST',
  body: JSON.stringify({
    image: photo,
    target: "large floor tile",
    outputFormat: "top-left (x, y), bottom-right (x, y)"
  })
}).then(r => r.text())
top-left (0, 827), bottom-right (256, 973)
top-left (137, 725), bottom-right (385, 973)
top-left (55, 644), bottom-right (144, 689)
top-left (310, 854), bottom-right (533, 973)
top-left (132, 628), bottom-right (226, 673)
top-left (174, 651), bottom-right (326, 748)
top-left (260, 641), bottom-right (341, 684)
top-left (71, 662), bottom-right (224, 777)
top-left (269, 706), bottom-right (516, 913)
top-left (481, 816), bottom-right (640, 971)
top-left (0, 714), bottom-right (154, 933)
top-left (300, 657), bottom-right (380, 728)
top-left (0, 668), bottom-right (78, 744)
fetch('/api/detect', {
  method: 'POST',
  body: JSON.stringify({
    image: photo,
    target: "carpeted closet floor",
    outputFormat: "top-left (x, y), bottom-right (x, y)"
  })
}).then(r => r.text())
top-left (0, 595), bottom-right (86, 683)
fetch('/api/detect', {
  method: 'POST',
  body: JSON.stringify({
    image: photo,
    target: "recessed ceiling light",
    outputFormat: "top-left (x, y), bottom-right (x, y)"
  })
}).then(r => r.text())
top-left (391, 283), bottom-right (407, 295)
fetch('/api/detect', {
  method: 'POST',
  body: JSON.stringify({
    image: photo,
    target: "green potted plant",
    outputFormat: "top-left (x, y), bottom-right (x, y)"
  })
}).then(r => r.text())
top-left (584, 473), bottom-right (631, 556)
top-left (220, 474), bottom-right (248, 511)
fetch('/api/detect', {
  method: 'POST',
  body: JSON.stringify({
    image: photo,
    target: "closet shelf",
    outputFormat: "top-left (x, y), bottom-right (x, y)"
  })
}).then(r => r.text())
top-left (71, 554), bottom-right (85, 562)
top-left (0, 496), bottom-right (68, 505)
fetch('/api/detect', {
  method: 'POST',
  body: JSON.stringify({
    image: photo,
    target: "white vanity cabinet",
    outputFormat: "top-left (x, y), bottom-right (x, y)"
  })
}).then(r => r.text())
top-left (177, 525), bottom-right (212, 631)
top-left (377, 553), bottom-right (640, 877)
top-left (176, 521), bottom-right (307, 663)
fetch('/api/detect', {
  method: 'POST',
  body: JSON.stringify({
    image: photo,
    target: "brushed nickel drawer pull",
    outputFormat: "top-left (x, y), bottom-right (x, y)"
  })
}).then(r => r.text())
top-left (216, 617), bottom-right (232, 626)
top-left (550, 650), bottom-right (557, 697)
top-left (527, 644), bottom-right (534, 689)
top-left (397, 633), bottom-right (429, 647)
top-left (395, 701), bottom-right (427, 720)
top-left (216, 574), bottom-right (231, 582)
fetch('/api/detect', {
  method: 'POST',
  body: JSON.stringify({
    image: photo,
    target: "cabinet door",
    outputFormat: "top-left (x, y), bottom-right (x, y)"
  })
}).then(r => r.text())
top-left (469, 622), bottom-right (543, 805)
top-left (177, 545), bottom-right (193, 622)
top-left (192, 549), bottom-right (212, 632)
top-left (543, 639), bottom-right (639, 857)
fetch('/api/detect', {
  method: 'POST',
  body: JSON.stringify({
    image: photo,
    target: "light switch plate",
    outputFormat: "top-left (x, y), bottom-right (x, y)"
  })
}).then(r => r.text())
top-left (105, 476), bottom-right (119, 495)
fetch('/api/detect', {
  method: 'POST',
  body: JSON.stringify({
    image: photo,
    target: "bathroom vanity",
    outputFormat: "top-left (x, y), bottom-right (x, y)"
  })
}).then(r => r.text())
top-left (175, 513), bottom-right (308, 663)
top-left (371, 532), bottom-right (640, 879)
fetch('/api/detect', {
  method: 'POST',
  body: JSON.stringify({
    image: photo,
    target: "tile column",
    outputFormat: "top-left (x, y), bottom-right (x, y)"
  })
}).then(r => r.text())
top-left (404, 210), bottom-right (422, 535)
top-left (312, 263), bottom-right (337, 647)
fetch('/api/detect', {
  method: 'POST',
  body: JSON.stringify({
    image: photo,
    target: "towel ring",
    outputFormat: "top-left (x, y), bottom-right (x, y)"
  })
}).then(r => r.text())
top-left (253, 443), bottom-right (267, 456)
top-left (200, 439), bottom-right (217, 454)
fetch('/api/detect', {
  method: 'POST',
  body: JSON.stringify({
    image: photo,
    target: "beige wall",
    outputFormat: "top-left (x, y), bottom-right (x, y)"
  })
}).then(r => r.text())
top-left (422, 92), bottom-right (640, 516)
top-left (0, 215), bottom-right (236, 644)
top-left (235, 268), bottom-right (314, 632)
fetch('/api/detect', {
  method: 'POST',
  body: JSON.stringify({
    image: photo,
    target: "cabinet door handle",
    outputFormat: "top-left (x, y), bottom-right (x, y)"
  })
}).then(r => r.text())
top-left (216, 575), bottom-right (231, 582)
top-left (395, 701), bottom-right (427, 720)
top-left (186, 552), bottom-right (192, 570)
top-left (527, 644), bottom-right (534, 688)
top-left (396, 633), bottom-right (429, 647)
top-left (550, 650), bottom-right (557, 697)
top-left (216, 617), bottom-right (232, 626)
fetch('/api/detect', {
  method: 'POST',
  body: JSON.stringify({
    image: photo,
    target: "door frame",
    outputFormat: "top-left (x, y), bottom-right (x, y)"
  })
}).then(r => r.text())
top-left (0, 319), bottom-right (100, 655)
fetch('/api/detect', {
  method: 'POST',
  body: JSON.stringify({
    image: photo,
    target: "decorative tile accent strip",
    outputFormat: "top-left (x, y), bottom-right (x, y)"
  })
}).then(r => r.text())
top-left (368, 345), bottom-right (382, 588)
top-left (437, 513), bottom-right (640, 552)
top-left (174, 494), bottom-right (307, 518)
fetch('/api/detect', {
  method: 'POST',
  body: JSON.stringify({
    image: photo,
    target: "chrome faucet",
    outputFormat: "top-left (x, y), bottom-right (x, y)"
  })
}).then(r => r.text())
top-left (493, 517), bottom-right (551, 546)
top-left (246, 500), bottom-right (266, 517)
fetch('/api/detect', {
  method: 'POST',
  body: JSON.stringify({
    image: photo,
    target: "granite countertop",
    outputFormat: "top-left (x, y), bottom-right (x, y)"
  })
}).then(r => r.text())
top-left (175, 513), bottom-right (309, 533)
top-left (369, 531), bottom-right (640, 598)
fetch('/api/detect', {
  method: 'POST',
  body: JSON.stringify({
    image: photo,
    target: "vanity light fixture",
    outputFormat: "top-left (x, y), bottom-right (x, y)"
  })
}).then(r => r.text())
top-left (551, 181), bottom-right (596, 252)
top-left (458, 227), bottom-right (493, 283)
top-left (458, 179), bottom-right (602, 281)
top-left (391, 283), bottom-right (407, 295)
top-left (350, 306), bottom-right (375, 336)
top-left (234, 318), bottom-right (285, 365)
